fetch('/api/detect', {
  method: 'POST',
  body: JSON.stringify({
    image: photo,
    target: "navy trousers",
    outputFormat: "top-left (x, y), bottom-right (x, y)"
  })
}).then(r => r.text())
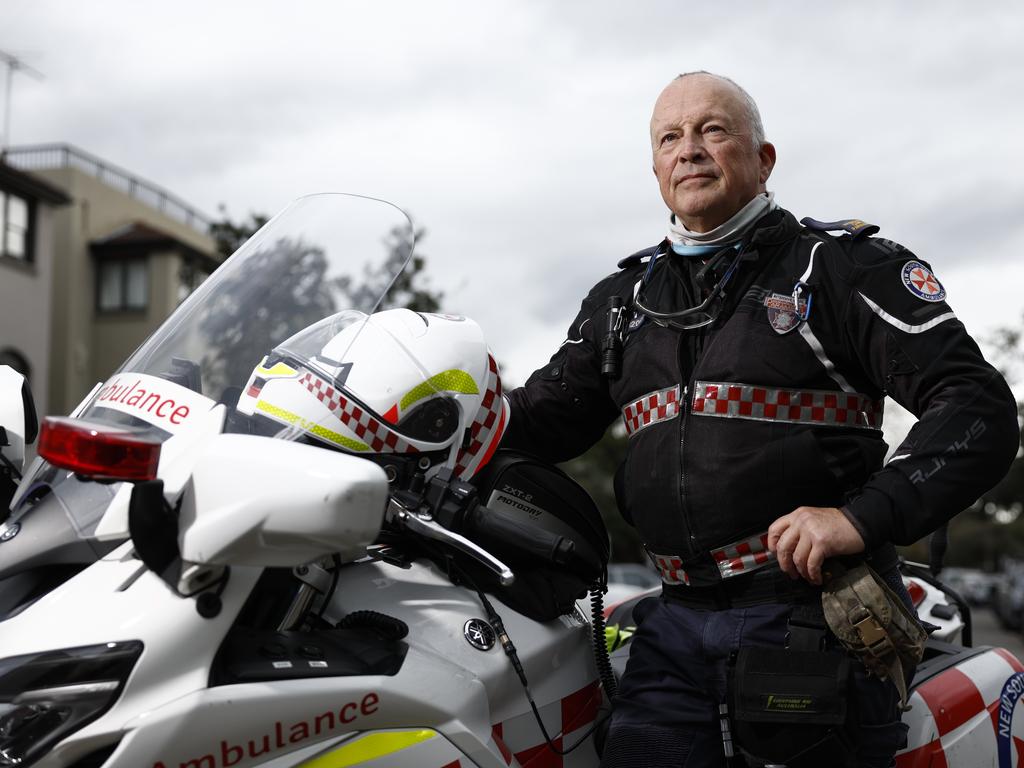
top-left (600, 595), bottom-right (911, 768)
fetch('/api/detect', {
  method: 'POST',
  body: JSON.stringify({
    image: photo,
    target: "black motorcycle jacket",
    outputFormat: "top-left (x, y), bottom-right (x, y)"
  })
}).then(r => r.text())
top-left (504, 208), bottom-right (1019, 585)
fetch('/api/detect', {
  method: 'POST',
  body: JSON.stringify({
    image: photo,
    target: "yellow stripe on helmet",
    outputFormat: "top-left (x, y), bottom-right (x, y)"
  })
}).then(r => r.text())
top-left (255, 400), bottom-right (370, 452)
top-left (400, 369), bottom-right (479, 411)
top-left (255, 359), bottom-right (299, 377)
top-left (298, 729), bottom-right (438, 767)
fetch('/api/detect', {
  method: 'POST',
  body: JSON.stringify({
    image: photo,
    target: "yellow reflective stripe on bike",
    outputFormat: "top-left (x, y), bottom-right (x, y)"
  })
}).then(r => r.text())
top-left (255, 358), bottom-right (299, 377)
top-left (298, 730), bottom-right (438, 767)
top-left (255, 400), bottom-right (370, 452)
top-left (605, 624), bottom-right (634, 653)
top-left (400, 369), bottom-right (478, 410)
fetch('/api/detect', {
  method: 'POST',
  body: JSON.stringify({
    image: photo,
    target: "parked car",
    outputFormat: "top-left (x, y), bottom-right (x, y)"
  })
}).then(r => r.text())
top-left (941, 566), bottom-right (996, 606)
top-left (991, 560), bottom-right (1024, 630)
top-left (605, 562), bottom-right (662, 607)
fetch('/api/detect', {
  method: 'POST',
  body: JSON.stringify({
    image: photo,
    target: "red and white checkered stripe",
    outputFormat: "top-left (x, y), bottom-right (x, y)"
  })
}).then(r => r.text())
top-left (647, 552), bottom-right (691, 586)
top-left (648, 532), bottom-right (777, 586)
top-left (691, 381), bottom-right (883, 430)
top-left (454, 354), bottom-right (506, 479)
top-left (622, 385), bottom-right (681, 436)
top-left (301, 372), bottom-right (420, 453)
top-left (897, 647), bottom-right (1024, 767)
top-left (712, 532), bottom-right (775, 578)
top-left (489, 679), bottom-right (601, 767)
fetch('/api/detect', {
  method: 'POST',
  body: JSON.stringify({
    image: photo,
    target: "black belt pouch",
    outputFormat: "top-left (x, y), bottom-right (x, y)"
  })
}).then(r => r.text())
top-left (728, 646), bottom-right (853, 766)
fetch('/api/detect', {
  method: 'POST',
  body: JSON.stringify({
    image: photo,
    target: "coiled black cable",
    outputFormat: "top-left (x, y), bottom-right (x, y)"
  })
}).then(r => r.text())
top-left (590, 586), bottom-right (618, 700)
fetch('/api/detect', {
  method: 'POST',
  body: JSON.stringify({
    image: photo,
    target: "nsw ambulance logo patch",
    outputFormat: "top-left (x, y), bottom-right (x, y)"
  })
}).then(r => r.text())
top-left (901, 261), bottom-right (946, 302)
top-left (763, 293), bottom-right (807, 334)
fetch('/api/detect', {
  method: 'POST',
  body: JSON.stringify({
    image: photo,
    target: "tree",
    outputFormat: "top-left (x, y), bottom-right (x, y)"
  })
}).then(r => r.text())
top-left (209, 206), bottom-right (269, 259)
top-left (194, 208), bottom-right (444, 401)
top-left (198, 235), bottom-right (337, 397)
top-left (209, 208), bottom-right (442, 311)
top-left (333, 223), bottom-right (443, 314)
top-left (907, 313), bottom-right (1024, 569)
top-left (970, 315), bottom-right (1024, 551)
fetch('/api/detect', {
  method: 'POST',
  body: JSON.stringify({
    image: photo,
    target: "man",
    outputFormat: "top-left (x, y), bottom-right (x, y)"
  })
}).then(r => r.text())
top-left (503, 72), bottom-right (1019, 767)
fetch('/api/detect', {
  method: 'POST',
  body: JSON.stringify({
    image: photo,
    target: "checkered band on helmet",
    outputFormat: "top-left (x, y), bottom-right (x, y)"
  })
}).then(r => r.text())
top-left (454, 354), bottom-right (507, 480)
top-left (300, 372), bottom-right (421, 454)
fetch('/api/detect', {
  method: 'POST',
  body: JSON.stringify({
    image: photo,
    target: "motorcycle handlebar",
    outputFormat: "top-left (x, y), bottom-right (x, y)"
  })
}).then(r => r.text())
top-left (463, 504), bottom-right (575, 567)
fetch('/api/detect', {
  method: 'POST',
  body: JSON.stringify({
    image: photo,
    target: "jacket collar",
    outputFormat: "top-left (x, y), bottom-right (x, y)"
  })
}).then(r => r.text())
top-left (748, 207), bottom-right (802, 247)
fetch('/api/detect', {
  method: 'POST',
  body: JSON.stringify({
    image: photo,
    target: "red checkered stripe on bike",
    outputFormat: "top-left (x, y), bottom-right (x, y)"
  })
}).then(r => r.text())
top-left (490, 679), bottom-right (602, 767)
top-left (301, 372), bottom-right (420, 453)
top-left (648, 532), bottom-right (776, 585)
top-left (455, 354), bottom-right (505, 479)
top-left (691, 381), bottom-right (883, 430)
top-left (895, 648), bottom-right (1024, 767)
top-left (622, 385), bottom-right (681, 436)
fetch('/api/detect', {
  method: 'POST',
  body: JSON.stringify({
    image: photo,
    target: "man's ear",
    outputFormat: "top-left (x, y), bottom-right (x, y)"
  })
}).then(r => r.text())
top-left (759, 142), bottom-right (777, 184)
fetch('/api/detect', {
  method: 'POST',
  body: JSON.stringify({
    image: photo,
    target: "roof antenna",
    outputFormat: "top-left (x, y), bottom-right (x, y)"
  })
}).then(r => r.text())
top-left (0, 50), bottom-right (45, 157)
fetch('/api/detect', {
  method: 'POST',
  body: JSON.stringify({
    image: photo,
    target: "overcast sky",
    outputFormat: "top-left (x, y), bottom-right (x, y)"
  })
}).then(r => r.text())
top-left (5, 0), bottom-right (1024, 418)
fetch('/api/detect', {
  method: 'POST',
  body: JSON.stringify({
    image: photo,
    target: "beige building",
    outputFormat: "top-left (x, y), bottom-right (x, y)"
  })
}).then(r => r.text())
top-left (1, 144), bottom-right (220, 416)
top-left (0, 162), bottom-right (70, 415)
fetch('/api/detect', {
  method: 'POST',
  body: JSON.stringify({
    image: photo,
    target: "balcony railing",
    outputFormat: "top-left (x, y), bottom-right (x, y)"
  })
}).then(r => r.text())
top-left (3, 143), bottom-right (212, 234)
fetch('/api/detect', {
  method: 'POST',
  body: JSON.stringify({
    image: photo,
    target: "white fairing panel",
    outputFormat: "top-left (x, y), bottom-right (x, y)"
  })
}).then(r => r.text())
top-left (63, 559), bottom-right (601, 768)
top-left (0, 365), bottom-right (27, 471)
top-left (179, 433), bottom-right (389, 566)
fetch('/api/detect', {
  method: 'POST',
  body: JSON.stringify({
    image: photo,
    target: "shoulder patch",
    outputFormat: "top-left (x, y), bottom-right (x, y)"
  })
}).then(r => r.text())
top-left (901, 260), bottom-right (946, 302)
top-left (800, 217), bottom-right (880, 239)
top-left (618, 243), bottom-right (663, 270)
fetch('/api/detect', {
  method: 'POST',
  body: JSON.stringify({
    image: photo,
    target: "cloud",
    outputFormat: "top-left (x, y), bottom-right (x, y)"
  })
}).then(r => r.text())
top-left (5, 0), bottom-right (1023, 385)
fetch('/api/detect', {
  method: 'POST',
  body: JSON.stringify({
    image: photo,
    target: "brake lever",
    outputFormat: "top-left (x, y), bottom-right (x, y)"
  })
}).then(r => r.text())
top-left (387, 498), bottom-right (515, 586)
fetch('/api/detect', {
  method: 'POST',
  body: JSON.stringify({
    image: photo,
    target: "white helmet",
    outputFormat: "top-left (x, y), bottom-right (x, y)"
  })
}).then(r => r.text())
top-left (237, 309), bottom-right (509, 480)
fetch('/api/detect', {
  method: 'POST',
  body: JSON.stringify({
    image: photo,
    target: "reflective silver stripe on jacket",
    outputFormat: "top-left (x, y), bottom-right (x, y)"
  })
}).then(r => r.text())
top-left (622, 384), bottom-right (682, 436)
top-left (691, 381), bottom-right (882, 430)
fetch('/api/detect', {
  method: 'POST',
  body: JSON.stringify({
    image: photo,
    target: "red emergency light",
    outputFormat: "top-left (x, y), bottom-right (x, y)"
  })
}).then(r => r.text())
top-left (37, 417), bottom-right (162, 482)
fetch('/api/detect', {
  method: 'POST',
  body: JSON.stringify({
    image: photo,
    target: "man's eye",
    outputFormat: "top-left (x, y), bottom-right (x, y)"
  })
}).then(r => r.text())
top-left (704, 125), bottom-right (724, 134)
top-left (660, 132), bottom-right (678, 145)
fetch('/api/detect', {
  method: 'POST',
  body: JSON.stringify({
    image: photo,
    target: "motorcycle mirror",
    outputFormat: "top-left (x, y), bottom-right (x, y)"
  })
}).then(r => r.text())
top-left (177, 433), bottom-right (389, 568)
top-left (36, 417), bottom-right (162, 482)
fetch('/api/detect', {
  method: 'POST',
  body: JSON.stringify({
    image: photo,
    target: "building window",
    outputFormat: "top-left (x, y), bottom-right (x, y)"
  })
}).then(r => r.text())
top-left (97, 258), bottom-right (149, 311)
top-left (0, 191), bottom-right (32, 261)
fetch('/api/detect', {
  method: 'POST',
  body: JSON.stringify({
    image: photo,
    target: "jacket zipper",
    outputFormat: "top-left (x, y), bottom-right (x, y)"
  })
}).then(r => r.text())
top-left (677, 289), bottom-right (714, 561)
top-left (677, 326), bottom-right (701, 561)
top-left (678, 380), bottom-right (697, 559)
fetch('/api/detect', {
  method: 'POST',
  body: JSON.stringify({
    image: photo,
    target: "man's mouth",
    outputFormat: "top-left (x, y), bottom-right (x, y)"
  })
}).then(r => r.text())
top-left (676, 173), bottom-right (716, 184)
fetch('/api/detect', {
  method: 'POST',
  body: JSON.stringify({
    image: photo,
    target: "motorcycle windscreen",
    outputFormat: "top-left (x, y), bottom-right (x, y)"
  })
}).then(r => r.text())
top-left (11, 194), bottom-right (423, 540)
top-left (105, 193), bottom-right (419, 435)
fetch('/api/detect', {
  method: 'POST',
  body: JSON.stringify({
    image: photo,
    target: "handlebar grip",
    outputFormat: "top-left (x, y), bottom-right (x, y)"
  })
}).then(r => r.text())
top-left (464, 504), bottom-right (575, 566)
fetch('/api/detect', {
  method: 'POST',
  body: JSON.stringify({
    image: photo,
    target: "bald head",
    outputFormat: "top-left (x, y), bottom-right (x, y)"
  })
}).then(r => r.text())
top-left (651, 71), bottom-right (765, 151)
top-left (671, 71), bottom-right (765, 149)
top-left (649, 72), bottom-right (776, 231)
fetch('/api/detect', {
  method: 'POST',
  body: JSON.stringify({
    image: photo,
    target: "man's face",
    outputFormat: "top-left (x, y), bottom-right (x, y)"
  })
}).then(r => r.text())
top-left (650, 75), bottom-right (776, 233)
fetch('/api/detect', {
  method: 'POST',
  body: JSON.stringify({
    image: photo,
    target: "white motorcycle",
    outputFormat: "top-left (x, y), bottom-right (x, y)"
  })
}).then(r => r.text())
top-left (0, 194), bottom-right (1022, 768)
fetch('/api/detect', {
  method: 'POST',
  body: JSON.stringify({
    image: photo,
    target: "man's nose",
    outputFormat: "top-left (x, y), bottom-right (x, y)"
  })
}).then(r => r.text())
top-left (677, 133), bottom-right (706, 162)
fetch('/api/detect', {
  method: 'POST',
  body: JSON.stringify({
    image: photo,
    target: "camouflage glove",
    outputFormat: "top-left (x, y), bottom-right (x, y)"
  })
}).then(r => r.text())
top-left (821, 560), bottom-right (927, 711)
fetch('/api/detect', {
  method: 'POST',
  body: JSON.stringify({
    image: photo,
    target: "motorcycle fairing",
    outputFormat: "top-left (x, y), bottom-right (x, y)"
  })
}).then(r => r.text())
top-left (6, 550), bottom-right (598, 768)
top-left (897, 647), bottom-right (1024, 767)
